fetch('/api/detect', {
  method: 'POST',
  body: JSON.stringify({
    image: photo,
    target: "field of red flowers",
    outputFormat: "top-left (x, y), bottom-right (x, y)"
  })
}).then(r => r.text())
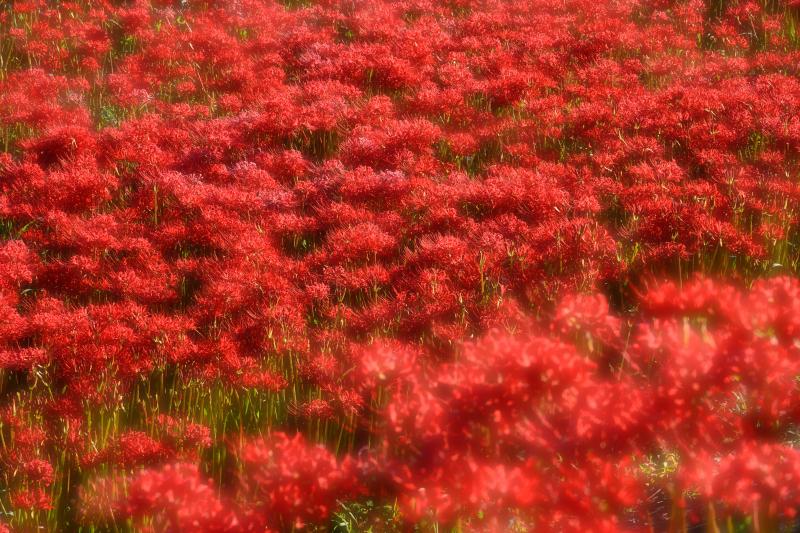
top-left (2, 0), bottom-right (800, 531)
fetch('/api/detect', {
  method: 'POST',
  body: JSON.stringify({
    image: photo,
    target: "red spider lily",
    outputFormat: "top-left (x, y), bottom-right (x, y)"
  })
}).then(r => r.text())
top-left (236, 432), bottom-right (364, 530)
top-left (2, 0), bottom-right (800, 529)
top-left (123, 463), bottom-right (238, 533)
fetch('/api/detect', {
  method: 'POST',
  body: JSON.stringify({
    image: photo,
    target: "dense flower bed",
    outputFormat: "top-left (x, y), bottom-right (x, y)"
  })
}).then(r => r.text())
top-left (1, 0), bottom-right (800, 530)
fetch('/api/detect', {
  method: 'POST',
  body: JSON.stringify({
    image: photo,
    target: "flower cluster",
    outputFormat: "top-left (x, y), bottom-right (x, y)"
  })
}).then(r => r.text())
top-left (75, 277), bottom-right (800, 531)
top-left (1, 0), bottom-right (800, 530)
